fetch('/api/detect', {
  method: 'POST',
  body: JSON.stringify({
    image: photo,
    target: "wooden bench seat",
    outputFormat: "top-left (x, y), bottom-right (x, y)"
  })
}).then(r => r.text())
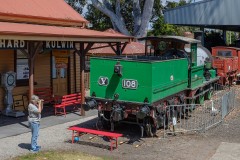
top-left (68, 126), bottom-right (123, 151)
top-left (34, 87), bottom-right (54, 105)
top-left (54, 93), bottom-right (81, 117)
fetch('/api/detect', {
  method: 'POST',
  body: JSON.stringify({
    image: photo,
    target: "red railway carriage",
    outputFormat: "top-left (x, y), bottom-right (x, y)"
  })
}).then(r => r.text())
top-left (212, 47), bottom-right (240, 85)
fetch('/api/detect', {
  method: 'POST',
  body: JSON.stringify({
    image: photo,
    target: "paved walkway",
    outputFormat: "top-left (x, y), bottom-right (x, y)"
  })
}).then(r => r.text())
top-left (0, 113), bottom-right (98, 160)
top-left (0, 108), bottom-right (97, 139)
top-left (210, 142), bottom-right (240, 160)
top-left (1, 108), bottom-right (240, 160)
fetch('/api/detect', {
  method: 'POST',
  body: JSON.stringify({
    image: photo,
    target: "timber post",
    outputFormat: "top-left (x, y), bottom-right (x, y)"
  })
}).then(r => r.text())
top-left (75, 42), bottom-right (94, 116)
top-left (27, 41), bottom-right (42, 100)
top-left (80, 42), bottom-right (86, 116)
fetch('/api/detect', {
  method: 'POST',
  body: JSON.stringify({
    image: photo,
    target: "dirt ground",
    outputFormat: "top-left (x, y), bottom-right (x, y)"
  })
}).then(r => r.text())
top-left (61, 106), bottom-right (240, 160)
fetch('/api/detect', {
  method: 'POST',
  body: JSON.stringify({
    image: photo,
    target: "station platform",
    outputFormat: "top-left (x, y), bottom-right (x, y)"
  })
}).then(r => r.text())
top-left (0, 106), bottom-right (97, 139)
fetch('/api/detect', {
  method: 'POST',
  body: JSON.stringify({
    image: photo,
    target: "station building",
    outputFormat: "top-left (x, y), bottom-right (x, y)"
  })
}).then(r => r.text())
top-left (0, 0), bottom-right (132, 114)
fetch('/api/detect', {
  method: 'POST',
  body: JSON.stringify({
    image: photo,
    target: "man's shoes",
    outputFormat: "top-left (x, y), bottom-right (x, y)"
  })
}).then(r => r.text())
top-left (30, 148), bottom-right (39, 153)
top-left (36, 146), bottom-right (41, 150)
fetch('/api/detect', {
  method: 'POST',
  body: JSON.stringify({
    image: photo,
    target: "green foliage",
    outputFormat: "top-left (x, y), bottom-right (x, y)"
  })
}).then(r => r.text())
top-left (149, 0), bottom-right (196, 36)
top-left (226, 31), bottom-right (237, 45)
top-left (65, 0), bottom-right (87, 14)
top-left (149, 16), bottom-right (177, 36)
top-left (84, 5), bottom-right (113, 31)
top-left (66, 0), bottom-right (161, 35)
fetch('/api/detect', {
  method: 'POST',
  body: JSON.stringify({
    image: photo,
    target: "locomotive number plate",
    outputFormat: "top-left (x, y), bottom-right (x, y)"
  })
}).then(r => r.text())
top-left (122, 79), bottom-right (138, 89)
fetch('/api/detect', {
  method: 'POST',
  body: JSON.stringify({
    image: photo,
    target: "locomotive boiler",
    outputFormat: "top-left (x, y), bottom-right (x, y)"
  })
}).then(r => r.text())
top-left (84, 36), bottom-right (219, 137)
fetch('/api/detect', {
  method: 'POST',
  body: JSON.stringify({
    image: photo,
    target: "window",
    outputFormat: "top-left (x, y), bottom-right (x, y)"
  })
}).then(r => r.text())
top-left (15, 50), bottom-right (29, 86)
top-left (217, 50), bottom-right (232, 57)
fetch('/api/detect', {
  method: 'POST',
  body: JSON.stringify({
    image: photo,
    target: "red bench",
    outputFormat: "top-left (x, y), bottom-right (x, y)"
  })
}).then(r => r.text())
top-left (54, 93), bottom-right (81, 117)
top-left (34, 87), bottom-right (54, 105)
top-left (68, 126), bottom-right (123, 151)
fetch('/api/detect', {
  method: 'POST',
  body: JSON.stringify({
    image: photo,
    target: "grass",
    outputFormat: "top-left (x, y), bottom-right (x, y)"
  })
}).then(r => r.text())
top-left (12, 150), bottom-right (112, 160)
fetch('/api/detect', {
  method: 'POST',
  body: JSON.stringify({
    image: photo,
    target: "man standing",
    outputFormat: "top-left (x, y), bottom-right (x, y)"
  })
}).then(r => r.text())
top-left (28, 95), bottom-right (43, 152)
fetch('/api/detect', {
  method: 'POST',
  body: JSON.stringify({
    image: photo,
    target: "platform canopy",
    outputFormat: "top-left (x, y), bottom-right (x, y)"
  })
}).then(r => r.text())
top-left (164, 0), bottom-right (240, 32)
top-left (0, 21), bottom-right (131, 42)
top-left (0, 0), bottom-right (132, 43)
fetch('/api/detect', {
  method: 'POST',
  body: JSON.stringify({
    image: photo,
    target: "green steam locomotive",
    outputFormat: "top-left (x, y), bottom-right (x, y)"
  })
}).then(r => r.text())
top-left (84, 36), bottom-right (219, 137)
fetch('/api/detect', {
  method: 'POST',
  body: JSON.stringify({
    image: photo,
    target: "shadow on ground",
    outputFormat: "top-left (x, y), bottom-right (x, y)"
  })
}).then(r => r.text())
top-left (66, 118), bottom-right (146, 151)
top-left (18, 143), bottom-right (31, 150)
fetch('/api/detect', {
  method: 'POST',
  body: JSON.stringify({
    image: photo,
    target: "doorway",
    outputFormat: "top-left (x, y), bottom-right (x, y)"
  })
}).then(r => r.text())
top-left (51, 51), bottom-right (69, 96)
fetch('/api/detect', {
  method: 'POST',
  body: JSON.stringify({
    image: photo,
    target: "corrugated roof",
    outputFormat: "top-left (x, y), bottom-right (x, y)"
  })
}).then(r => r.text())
top-left (0, 22), bottom-right (132, 42)
top-left (88, 42), bottom-right (145, 55)
top-left (164, 0), bottom-right (240, 32)
top-left (0, 0), bottom-right (87, 24)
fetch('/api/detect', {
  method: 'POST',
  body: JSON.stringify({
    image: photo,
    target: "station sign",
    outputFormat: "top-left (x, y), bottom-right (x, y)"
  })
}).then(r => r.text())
top-left (0, 39), bottom-right (27, 49)
top-left (44, 41), bottom-right (75, 49)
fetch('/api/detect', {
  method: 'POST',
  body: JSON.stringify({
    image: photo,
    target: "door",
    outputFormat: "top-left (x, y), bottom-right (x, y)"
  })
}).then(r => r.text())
top-left (52, 56), bottom-right (68, 96)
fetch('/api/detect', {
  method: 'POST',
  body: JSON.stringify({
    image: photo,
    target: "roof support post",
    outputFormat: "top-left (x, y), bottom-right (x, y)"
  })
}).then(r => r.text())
top-left (80, 42), bottom-right (85, 116)
top-left (116, 42), bottom-right (121, 55)
top-left (26, 41), bottom-right (42, 100)
top-left (75, 42), bottom-right (94, 116)
top-left (108, 42), bottom-right (128, 55)
top-left (121, 42), bottom-right (128, 54)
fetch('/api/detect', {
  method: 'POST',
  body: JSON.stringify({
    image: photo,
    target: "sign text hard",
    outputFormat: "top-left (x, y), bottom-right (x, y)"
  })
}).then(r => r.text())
top-left (0, 39), bottom-right (26, 49)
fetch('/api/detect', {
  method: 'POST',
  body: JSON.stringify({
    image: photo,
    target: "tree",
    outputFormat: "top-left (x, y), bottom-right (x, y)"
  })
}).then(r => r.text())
top-left (150, 0), bottom-right (196, 36)
top-left (84, 5), bottom-right (113, 31)
top-left (149, 16), bottom-right (177, 36)
top-left (66, 0), bottom-right (155, 38)
top-left (90, 0), bottom-right (154, 38)
top-left (65, 0), bottom-right (87, 14)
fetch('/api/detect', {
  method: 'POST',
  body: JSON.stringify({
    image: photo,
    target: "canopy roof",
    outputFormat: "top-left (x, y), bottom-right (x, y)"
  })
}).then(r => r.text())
top-left (0, 22), bottom-right (132, 42)
top-left (0, 0), bottom-right (87, 27)
top-left (164, 0), bottom-right (240, 32)
top-left (139, 36), bottom-right (200, 44)
top-left (0, 0), bottom-right (132, 43)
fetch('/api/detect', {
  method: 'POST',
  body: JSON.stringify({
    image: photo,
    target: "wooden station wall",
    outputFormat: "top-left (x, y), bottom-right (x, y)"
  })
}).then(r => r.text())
top-left (0, 50), bottom-right (51, 111)
top-left (0, 50), bottom-right (91, 111)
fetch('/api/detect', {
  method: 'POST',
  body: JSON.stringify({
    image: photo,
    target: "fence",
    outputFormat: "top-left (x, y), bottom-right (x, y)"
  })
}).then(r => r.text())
top-left (163, 85), bottom-right (239, 137)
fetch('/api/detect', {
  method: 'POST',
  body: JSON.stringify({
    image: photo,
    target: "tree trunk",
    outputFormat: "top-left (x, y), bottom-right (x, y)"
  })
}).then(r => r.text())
top-left (91, 0), bottom-right (154, 38)
top-left (135, 0), bottom-right (154, 38)
top-left (133, 0), bottom-right (141, 35)
top-left (91, 0), bottom-right (131, 36)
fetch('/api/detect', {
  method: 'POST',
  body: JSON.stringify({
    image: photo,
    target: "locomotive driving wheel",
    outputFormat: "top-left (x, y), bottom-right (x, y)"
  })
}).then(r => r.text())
top-left (144, 117), bottom-right (157, 137)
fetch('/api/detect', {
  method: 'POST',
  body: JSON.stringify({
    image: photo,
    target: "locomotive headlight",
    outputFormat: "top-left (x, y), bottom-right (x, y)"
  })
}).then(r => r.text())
top-left (114, 62), bottom-right (122, 76)
top-left (83, 99), bottom-right (97, 111)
